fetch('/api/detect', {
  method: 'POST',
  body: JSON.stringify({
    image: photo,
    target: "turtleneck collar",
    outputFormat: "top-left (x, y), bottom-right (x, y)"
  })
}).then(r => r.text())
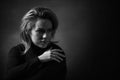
top-left (26, 42), bottom-right (52, 56)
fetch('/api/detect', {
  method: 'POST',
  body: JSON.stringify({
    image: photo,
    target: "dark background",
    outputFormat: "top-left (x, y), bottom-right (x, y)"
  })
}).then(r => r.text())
top-left (0, 0), bottom-right (117, 80)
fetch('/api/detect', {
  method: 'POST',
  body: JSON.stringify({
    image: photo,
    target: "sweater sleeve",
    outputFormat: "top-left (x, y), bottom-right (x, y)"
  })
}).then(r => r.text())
top-left (44, 59), bottom-right (67, 80)
top-left (6, 43), bottom-right (67, 80)
top-left (6, 46), bottom-right (43, 80)
top-left (25, 43), bottom-right (67, 80)
top-left (44, 43), bottom-right (67, 80)
top-left (46, 48), bottom-right (67, 80)
top-left (26, 56), bottom-right (67, 80)
top-left (26, 46), bottom-right (67, 80)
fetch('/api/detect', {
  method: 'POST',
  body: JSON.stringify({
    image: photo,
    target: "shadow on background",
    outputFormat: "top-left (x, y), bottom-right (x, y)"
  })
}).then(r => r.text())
top-left (0, 0), bottom-right (117, 80)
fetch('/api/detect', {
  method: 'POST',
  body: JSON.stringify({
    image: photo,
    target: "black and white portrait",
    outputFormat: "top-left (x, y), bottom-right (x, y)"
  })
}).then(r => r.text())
top-left (0, 0), bottom-right (117, 80)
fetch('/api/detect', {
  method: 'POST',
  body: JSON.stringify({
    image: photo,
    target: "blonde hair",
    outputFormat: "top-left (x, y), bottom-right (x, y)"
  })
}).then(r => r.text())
top-left (20, 6), bottom-right (58, 53)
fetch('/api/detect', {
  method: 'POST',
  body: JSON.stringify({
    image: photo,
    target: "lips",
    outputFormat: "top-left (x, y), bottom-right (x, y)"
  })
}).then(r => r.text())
top-left (38, 40), bottom-right (48, 44)
top-left (37, 38), bottom-right (50, 44)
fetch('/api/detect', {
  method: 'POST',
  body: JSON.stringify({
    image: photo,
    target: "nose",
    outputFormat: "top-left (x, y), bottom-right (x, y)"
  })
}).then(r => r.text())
top-left (42, 33), bottom-right (47, 39)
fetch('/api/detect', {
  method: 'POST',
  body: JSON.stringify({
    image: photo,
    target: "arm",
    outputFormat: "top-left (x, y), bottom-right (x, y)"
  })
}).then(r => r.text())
top-left (26, 57), bottom-right (67, 80)
top-left (42, 44), bottom-right (67, 80)
top-left (6, 47), bottom-right (42, 80)
top-left (45, 59), bottom-right (67, 80)
top-left (6, 44), bottom-right (67, 80)
top-left (27, 50), bottom-right (67, 80)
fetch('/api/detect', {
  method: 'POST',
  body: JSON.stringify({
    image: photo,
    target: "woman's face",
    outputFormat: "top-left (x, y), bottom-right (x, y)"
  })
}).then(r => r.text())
top-left (30, 19), bottom-right (53, 48)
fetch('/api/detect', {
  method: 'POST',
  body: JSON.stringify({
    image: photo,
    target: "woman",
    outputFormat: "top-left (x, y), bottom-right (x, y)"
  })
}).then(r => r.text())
top-left (6, 6), bottom-right (67, 80)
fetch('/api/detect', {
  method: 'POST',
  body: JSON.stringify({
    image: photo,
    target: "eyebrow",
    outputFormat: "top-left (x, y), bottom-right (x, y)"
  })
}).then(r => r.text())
top-left (36, 27), bottom-right (52, 30)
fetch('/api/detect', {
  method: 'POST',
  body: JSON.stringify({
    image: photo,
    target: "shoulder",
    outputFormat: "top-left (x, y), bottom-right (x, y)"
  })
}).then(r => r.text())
top-left (10, 43), bottom-right (25, 51)
top-left (49, 43), bottom-right (67, 64)
top-left (8, 44), bottom-right (25, 56)
top-left (50, 42), bottom-right (65, 54)
top-left (51, 42), bottom-right (62, 50)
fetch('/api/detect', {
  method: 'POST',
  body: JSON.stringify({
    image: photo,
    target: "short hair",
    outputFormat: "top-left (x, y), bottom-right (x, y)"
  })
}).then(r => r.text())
top-left (20, 6), bottom-right (58, 52)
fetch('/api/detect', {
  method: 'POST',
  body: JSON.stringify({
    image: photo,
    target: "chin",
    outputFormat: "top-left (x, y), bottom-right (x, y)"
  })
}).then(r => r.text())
top-left (38, 44), bottom-right (48, 48)
top-left (36, 41), bottom-right (50, 48)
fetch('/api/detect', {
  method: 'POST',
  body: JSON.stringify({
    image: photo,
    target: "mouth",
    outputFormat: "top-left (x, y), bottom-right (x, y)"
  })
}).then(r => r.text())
top-left (37, 40), bottom-right (49, 48)
top-left (38, 40), bottom-right (49, 44)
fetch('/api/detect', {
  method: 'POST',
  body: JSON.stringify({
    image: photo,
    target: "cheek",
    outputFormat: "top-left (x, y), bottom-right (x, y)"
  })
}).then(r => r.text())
top-left (30, 31), bottom-right (39, 41)
top-left (32, 34), bottom-right (41, 40)
top-left (47, 33), bottom-right (53, 39)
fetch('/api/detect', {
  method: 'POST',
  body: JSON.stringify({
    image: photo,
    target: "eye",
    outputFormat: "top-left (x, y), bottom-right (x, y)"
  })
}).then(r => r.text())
top-left (47, 29), bottom-right (53, 32)
top-left (36, 29), bottom-right (45, 33)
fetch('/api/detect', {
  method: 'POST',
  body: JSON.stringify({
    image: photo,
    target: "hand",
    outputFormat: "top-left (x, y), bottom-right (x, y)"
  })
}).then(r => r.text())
top-left (38, 49), bottom-right (65, 63)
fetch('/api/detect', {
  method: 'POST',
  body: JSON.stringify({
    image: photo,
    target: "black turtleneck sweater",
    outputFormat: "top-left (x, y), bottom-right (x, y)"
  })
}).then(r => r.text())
top-left (6, 43), bottom-right (67, 80)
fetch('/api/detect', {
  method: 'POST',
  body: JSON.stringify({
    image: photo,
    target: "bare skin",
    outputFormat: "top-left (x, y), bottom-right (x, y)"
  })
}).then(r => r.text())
top-left (38, 49), bottom-right (65, 63)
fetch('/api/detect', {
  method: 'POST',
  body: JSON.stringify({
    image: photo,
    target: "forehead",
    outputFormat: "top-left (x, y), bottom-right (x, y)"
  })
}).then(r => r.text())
top-left (34, 19), bottom-right (52, 29)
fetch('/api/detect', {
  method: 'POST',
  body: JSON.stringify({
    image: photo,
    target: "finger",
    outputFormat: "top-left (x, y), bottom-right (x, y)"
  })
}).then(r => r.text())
top-left (51, 57), bottom-right (61, 63)
top-left (52, 52), bottom-right (65, 58)
top-left (52, 54), bottom-right (64, 61)
top-left (51, 49), bottom-right (63, 52)
top-left (51, 54), bottom-right (64, 62)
